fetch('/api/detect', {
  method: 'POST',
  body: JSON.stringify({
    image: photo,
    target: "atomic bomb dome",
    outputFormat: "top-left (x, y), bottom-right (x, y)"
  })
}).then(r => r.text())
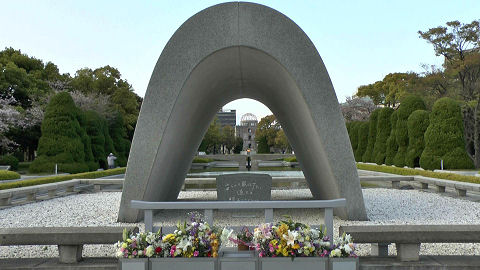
top-left (240, 113), bottom-right (258, 125)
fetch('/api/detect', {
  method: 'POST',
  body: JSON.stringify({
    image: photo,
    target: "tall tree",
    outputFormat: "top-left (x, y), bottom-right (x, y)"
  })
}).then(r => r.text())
top-left (221, 125), bottom-right (235, 154)
top-left (419, 20), bottom-right (480, 167)
top-left (341, 96), bottom-right (377, 122)
top-left (255, 115), bottom-right (280, 151)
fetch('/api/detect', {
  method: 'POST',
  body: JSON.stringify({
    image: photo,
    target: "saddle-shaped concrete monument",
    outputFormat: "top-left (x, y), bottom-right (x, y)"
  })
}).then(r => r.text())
top-left (118, 2), bottom-right (367, 222)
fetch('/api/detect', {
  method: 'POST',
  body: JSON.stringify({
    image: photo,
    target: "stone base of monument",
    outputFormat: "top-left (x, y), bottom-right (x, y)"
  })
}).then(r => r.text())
top-left (118, 258), bottom-right (148, 270)
top-left (149, 257), bottom-right (217, 270)
top-left (329, 257), bottom-right (359, 270)
top-left (259, 257), bottom-right (328, 270)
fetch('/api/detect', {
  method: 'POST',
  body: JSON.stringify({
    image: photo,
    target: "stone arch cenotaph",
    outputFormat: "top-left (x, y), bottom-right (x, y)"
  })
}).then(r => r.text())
top-left (118, 2), bottom-right (367, 222)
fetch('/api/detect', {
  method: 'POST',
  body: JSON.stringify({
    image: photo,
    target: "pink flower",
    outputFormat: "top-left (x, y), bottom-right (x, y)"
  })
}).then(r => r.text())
top-left (259, 252), bottom-right (264, 257)
top-left (170, 245), bottom-right (176, 257)
top-left (193, 251), bottom-right (199, 257)
top-left (132, 250), bottom-right (137, 256)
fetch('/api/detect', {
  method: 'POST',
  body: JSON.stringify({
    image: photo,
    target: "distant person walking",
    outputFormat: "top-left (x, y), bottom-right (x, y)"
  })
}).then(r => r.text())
top-left (107, 153), bottom-right (117, 169)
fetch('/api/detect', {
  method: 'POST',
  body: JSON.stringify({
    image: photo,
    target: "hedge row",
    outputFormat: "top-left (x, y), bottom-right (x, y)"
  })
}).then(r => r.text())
top-left (0, 167), bottom-right (126, 190)
top-left (356, 163), bottom-right (480, 184)
top-left (192, 157), bottom-right (215, 163)
top-left (283, 157), bottom-right (297, 162)
top-left (348, 96), bottom-right (473, 170)
top-left (0, 170), bottom-right (21, 181)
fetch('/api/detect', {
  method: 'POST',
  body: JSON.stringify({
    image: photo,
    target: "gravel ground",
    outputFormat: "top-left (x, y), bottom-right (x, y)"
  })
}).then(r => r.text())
top-left (1, 188), bottom-right (479, 258)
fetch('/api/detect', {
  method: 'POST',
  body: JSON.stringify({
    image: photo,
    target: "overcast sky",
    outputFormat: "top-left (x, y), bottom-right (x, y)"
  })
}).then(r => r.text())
top-left (1, 0), bottom-right (479, 123)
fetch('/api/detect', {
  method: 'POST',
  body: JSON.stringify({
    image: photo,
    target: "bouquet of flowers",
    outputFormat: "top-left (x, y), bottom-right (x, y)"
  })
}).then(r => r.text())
top-left (329, 232), bottom-right (356, 258)
top-left (115, 228), bottom-right (163, 258)
top-left (253, 217), bottom-right (331, 258)
top-left (161, 215), bottom-right (221, 258)
top-left (228, 226), bottom-right (254, 250)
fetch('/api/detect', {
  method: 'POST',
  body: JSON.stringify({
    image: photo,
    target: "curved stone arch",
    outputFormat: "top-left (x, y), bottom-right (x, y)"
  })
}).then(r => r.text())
top-left (118, 2), bottom-right (366, 222)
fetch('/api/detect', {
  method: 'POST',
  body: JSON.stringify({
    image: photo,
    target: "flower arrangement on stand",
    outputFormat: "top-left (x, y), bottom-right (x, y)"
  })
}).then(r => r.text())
top-left (228, 226), bottom-right (254, 250)
top-left (115, 228), bottom-right (163, 258)
top-left (253, 217), bottom-right (331, 258)
top-left (330, 232), bottom-right (357, 258)
top-left (161, 215), bottom-right (221, 258)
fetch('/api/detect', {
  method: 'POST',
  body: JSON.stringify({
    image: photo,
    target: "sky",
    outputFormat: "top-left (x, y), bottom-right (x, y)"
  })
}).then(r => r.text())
top-left (1, 0), bottom-right (479, 124)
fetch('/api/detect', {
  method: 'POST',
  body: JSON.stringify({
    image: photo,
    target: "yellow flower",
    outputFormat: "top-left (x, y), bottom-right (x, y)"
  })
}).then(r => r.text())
top-left (282, 247), bottom-right (288, 257)
top-left (162, 234), bottom-right (176, 243)
top-left (292, 244), bottom-right (300, 249)
top-left (271, 239), bottom-right (278, 246)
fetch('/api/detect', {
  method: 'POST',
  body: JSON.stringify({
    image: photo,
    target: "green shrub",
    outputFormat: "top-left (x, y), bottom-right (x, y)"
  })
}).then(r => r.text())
top-left (405, 110), bottom-right (429, 168)
top-left (30, 92), bottom-right (91, 174)
top-left (283, 157), bottom-right (297, 162)
top-left (257, 136), bottom-right (269, 153)
top-left (385, 110), bottom-right (398, 165)
top-left (420, 98), bottom-right (474, 170)
top-left (362, 109), bottom-right (381, 162)
top-left (0, 155), bottom-right (19, 171)
top-left (393, 96), bottom-right (426, 167)
top-left (109, 113), bottom-right (131, 167)
top-left (355, 122), bottom-right (369, 161)
top-left (373, 107), bottom-right (394, 165)
top-left (0, 170), bottom-right (20, 180)
top-left (347, 121), bottom-right (360, 154)
top-left (0, 167), bottom-right (126, 190)
top-left (357, 163), bottom-right (480, 184)
top-left (192, 157), bottom-right (214, 163)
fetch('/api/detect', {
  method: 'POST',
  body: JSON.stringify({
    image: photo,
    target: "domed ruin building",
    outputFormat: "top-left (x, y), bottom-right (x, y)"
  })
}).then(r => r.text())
top-left (236, 113), bottom-right (258, 152)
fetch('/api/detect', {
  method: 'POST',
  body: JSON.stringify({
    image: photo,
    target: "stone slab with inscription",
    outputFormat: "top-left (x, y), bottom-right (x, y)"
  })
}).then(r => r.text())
top-left (216, 173), bottom-right (272, 201)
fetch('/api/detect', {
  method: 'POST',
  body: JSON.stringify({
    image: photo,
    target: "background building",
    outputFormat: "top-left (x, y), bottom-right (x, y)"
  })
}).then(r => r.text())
top-left (236, 113), bottom-right (258, 151)
top-left (216, 109), bottom-right (236, 128)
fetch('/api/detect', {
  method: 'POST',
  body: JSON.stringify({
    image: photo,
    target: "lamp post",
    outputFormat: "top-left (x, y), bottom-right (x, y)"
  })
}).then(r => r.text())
top-left (246, 149), bottom-right (251, 171)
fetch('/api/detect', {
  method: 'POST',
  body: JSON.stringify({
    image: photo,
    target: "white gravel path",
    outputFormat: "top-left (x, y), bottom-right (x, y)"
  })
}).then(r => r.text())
top-left (1, 188), bottom-right (479, 258)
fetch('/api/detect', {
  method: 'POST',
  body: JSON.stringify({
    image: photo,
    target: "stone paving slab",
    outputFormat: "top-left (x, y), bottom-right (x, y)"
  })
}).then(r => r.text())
top-left (359, 255), bottom-right (480, 269)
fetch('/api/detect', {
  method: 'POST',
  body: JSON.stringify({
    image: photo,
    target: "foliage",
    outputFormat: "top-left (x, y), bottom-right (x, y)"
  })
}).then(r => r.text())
top-left (0, 170), bottom-right (20, 180)
top-left (405, 110), bottom-right (430, 168)
top-left (362, 109), bottom-right (380, 162)
top-left (233, 137), bottom-right (243, 154)
top-left (29, 92), bottom-right (92, 173)
top-left (0, 155), bottom-right (19, 171)
top-left (373, 107), bottom-right (394, 165)
top-left (355, 122), bottom-right (369, 162)
top-left (419, 20), bottom-right (480, 167)
top-left (420, 98), bottom-right (474, 170)
top-left (274, 129), bottom-right (291, 153)
top-left (70, 90), bottom-right (114, 119)
top-left (341, 96), bottom-right (377, 122)
top-left (347, 121), bottom-right (360, 154)
top-left (357, 73), bottom-right (419, 107)
top-left (357, 163), bottom-right (480, 184)
top-left (385, 110), bottom-right (398, 165)
top-left (199, 117), bottom-right (221, 154)
top-left (192, 157), bottom-right (214, 163)
top-left (70, 66), bottom-right (141, 139)
top-left (283, 156), bottom-right (297, 162)
top-left (221, 125), bottom-right (235, 154)
top-left (109, 113), bottom-right (130, 167)
top-left (84, 110), bottom-right (116, 169)
top-left (255, 115), bottom-right (280, 152)
top-left (393, 96), bottom-right (426, 167)
top-left (0, 167), bottom-right (126, 190)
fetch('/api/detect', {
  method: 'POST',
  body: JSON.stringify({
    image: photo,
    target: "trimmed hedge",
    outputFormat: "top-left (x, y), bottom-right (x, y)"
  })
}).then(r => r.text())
top-left (30, 92), bottom-right (92, 174)
top-left (0, 155), bottom-right (19, 171)
top-left (0, 167), bottom-right (126, 190)
top-left (385, 110), bottom-right (398, 165)
top-left (192, 157), bottom-right (215, 163)
top-left (420, 98), bottom-right (474, 170)
top-left (357, 163), bottom-right (480, 184)
top-left (283, 157), bottom-right (297, 162)
top-left (109, 113), bottom-right (130, 167)
top-left (347, 121), bottom-right (360, 154)
top-left (373, 107), bottom-right (394, 165)
top-left (0, 170), bottom-right (21, 180)
top-left (355, 122), bottom-right (369, 162)
top-left (362, 109), bottom-right (381, 162)
top-left (405, 110), bottom-right (429, 168)
top-left (393, 96), bottom-right (426, 167)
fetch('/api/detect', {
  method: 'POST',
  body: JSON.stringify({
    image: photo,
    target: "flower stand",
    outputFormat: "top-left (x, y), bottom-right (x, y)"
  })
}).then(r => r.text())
top-left (149, 257), bottom-right (218, 270)
top-left (219, 249), bottom-right (258, 270)
top-left (118, 258), bottom-right (148, 270)
top-left (259, 257), bottom-right (328, 270)
top-left (329, 257), bottom-right (359, 270)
